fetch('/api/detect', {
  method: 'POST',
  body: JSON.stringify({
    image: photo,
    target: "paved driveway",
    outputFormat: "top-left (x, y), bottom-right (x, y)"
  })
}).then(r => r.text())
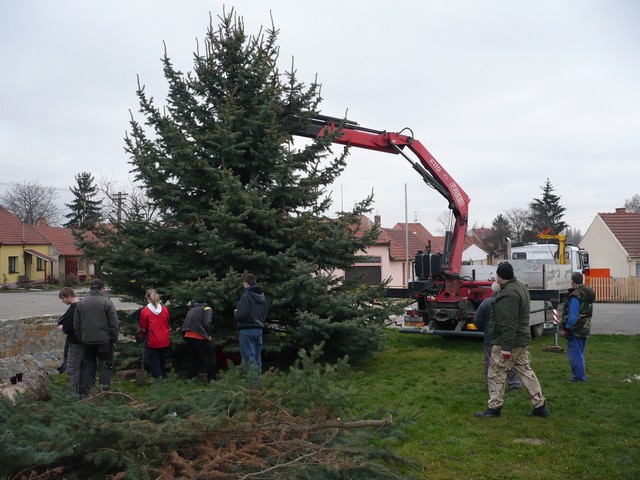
top-left (0, 289), bottom-right (140, 320)
top-left (1, 290), bottom-right (639, 333)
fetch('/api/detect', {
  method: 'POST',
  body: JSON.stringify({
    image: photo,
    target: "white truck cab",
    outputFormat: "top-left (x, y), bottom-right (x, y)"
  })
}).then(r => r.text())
top-left (510, 243), bottom-right (589, 273)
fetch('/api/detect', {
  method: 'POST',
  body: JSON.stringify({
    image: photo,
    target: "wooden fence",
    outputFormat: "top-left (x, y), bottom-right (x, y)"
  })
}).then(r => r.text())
top-left (587, 277), bottom-right (640, 302)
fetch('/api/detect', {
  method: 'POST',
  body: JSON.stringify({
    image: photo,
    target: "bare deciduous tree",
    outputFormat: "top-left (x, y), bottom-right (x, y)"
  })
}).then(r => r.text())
top-left (435, 209), bottom-right (453, 235)
top-left (624, 194), bottom-right (640, 213)
top-left (0, 180), bottom-right (62, 225)
top-left (565, 227), bottom-right (583, 246)
top-left (97, 174), bottom-right (157, 223)
top-left (505, 207), bottom-right (530, 242)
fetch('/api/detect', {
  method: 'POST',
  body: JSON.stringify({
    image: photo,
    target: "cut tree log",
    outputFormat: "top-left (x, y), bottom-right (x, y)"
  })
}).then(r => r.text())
top-left (0, 371), bottom-right (51, 403)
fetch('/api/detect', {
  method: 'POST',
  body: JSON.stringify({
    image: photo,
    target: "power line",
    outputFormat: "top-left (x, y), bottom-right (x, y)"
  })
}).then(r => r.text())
top-left (0, 181), bottom-right (68, 192)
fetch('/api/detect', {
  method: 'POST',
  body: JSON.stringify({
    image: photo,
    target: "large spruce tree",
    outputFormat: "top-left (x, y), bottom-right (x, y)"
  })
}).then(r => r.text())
top-left (525, 178), bottom-right (567, 240)
top-left (82, 10), bottom-right (388, 360)
top-left (65, 172), bottom-right (103, 229)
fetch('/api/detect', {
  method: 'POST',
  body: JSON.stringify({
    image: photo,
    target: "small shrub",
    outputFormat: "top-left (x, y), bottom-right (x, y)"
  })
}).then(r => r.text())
top-left (63, 274), bottom-right (79, 287)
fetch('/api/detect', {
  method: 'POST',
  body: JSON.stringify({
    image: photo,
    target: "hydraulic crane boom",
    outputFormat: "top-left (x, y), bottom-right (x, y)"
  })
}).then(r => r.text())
top-left (302, 115), bottom-right (470, 277)
top-left (536, 228), bottom-right (567, 265)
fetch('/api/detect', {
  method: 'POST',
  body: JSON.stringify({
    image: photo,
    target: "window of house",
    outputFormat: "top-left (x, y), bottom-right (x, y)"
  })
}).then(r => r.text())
top-left (354, 255), bottom-right (381, 264)
top-left (636, 262), bottom-right (640, 277)
top-left (36, 257), bottom-right (45, 271)
top-left (8, 256), bottom-right (18, 274)
top-left (345, 266), bottom-right (382, 285)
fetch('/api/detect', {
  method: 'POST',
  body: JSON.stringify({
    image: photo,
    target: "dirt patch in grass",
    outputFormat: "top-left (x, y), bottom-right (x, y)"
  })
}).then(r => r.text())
top-left (513, 438), bottom-right (546, 446)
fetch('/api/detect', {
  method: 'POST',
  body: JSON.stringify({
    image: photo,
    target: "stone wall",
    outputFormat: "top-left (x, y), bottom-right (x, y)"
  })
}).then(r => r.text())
top-left (0, 315), bottom-right (66, 359)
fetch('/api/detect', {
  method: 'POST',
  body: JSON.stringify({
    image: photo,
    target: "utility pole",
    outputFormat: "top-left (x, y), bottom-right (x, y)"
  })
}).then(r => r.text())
top-left (115, 192), bottom-right (128, 223)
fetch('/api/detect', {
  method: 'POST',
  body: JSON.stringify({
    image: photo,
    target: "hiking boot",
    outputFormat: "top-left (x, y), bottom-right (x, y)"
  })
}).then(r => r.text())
top-left (529, 403), bottom-right (551, 417)
top-left (475, 407), bottom-right (501, 418)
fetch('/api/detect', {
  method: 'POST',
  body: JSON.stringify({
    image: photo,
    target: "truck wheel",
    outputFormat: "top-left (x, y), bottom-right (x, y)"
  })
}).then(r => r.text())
top-left (531, 323), bottom-right (545, 338)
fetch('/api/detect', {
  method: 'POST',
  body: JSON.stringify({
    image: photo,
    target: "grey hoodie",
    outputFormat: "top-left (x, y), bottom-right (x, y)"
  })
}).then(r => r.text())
top-left (234, 285), bottom-right (268, 330)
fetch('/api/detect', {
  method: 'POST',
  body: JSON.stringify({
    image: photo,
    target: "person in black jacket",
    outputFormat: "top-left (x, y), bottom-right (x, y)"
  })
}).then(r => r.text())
top-left (58, 287), bottom-right (82, 393)
top-left (234, 273), bottom-right (268, 377)
top-left (181, 301), bottom-right (218, 382)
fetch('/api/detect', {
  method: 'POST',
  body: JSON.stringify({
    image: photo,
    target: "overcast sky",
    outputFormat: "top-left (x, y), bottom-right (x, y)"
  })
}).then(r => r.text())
top-left (1, 1), bottom-right (638, 236)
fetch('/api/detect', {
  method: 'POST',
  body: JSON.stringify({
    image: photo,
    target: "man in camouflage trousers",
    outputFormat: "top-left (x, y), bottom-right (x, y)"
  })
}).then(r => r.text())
top-left (475, 262), bottom-right (550, 418)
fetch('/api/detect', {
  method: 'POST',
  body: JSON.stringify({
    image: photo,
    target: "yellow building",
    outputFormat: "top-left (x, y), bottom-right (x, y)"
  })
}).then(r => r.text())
top-left (0, 206), bottom-right (54, 286)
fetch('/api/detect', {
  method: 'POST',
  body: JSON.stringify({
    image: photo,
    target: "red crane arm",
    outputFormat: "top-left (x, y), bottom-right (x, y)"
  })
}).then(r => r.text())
top-left (302, 116), bottom-right (470, 276)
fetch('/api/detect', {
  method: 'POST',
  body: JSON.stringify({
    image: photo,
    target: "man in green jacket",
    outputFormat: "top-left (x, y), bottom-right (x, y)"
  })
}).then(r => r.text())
top-left (475, 262), bottom-right (550, 418)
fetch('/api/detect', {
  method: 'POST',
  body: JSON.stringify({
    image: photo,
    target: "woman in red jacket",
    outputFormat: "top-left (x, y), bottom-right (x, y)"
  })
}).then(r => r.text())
top-left (139, 289), bottom-right (171, 379)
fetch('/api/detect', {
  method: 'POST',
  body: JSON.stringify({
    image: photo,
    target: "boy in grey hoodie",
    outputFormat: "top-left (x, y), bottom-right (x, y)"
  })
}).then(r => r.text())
top-left (234, 273), bottom-right (268, 375)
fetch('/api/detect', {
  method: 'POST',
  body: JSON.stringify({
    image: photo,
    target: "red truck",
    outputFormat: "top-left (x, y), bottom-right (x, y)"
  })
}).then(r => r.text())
top-left (302, 115), bottom-right (497, 337)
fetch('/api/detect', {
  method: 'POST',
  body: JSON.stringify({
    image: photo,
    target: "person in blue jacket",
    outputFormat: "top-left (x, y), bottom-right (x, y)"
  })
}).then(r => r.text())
top-left (560, 272), bottom-right (596, 381)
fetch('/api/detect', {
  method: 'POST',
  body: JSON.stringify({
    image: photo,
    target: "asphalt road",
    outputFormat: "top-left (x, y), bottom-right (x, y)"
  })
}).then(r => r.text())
top-left (0, 289), bottom-right (140, 320)
top-left (590, 303), bottom-right (640, 335)
top-left (0, 290), bottom-right (638, 334)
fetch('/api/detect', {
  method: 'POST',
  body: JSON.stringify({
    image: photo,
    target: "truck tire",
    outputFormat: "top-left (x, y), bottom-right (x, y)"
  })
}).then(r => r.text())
top-left (531, 323), bottom-right (545, 338)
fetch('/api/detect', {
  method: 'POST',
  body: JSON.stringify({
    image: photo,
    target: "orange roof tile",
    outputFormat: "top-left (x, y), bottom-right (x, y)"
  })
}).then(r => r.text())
top-left (0, 206), bottom-right (49, 245)
top-left (392, 222), bottom-right (435, 242)
top-left (32, 225), bottom-right (85, 256)
top-left (599, 210), bottom-right (640, 257)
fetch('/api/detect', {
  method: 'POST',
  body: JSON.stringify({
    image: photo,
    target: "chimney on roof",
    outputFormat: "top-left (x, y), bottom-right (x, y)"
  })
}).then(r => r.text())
top-left (38, 217), bottom-right (47, 226)
top-left (374, 215), bottom-right (381, 225)
top-left (615, 207), bottom-right (627, 214)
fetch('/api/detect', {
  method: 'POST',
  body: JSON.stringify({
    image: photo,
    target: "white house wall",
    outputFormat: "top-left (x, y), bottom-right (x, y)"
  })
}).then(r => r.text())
top-left (330, 244), bottom-right (411, 288)
top-left (580, 216), bottom-right (630, 277)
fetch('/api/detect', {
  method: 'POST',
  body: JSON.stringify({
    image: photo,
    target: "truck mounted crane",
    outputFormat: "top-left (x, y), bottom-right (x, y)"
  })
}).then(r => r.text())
top-left (300, 115), bottom-right (494, 336)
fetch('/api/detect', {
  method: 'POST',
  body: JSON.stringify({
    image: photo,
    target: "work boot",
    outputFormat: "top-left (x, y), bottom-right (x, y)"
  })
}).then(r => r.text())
top-left (529, 403), bottom-right (551, 417)
top-left (475, 407), bottom-right (501, 418)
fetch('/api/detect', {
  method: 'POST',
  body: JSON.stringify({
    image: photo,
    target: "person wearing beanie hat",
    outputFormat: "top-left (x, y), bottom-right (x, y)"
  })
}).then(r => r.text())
top-left (496, 262), bottom-right (514, 280)
top-left (475, 263), bottom-right (550, 418)
top-left (73, 279), bottom-right (119, 395)
top-left (473, 282), bottom-right (521, 390)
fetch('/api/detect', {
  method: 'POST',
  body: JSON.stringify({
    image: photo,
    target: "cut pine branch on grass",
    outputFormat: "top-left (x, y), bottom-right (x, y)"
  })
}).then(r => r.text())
top-left (157, 406), bottom-right (395, 479)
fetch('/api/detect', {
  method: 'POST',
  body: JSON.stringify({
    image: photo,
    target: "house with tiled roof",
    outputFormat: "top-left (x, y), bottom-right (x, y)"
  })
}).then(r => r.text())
top-left (341, 215), bottom-right (498, 286)
top-left (0, 206), bottom-right (55, 286)
top-left (33, 222), bottom-right (98, 281)
top-left (580, 208), bottom-right (640, 277)
top-left (468, 227), bottom-right (493, 247)
top-left (339, 216), bottom-right (432, 287)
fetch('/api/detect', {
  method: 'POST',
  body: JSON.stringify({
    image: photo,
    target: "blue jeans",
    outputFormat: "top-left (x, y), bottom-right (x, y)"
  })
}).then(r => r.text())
top-left (567, 335), bottom-right (588, 381)
top-left (239, 329), bottom-right (263, 374)
top-left (146, 347), bottom-right (168, 379)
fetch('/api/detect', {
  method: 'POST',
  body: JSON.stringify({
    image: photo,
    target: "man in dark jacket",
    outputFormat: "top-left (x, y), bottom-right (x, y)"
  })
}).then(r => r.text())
top-left (73, 279), bottom-right (119, 395)
top-left (475, 262), bottom-right (550, 418)
top-left (58, 287), bottom-right (82, 394)
top-left (560, 272), bottom-right (596, 381)
top-left (234, 273), bottom-right (268, 376)
top-left (474, 282), bottom-right (521, 390)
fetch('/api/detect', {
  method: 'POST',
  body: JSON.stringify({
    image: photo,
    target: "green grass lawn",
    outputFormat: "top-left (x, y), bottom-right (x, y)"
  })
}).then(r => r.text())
top-left (347, 331), bottom-right (640, 480)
